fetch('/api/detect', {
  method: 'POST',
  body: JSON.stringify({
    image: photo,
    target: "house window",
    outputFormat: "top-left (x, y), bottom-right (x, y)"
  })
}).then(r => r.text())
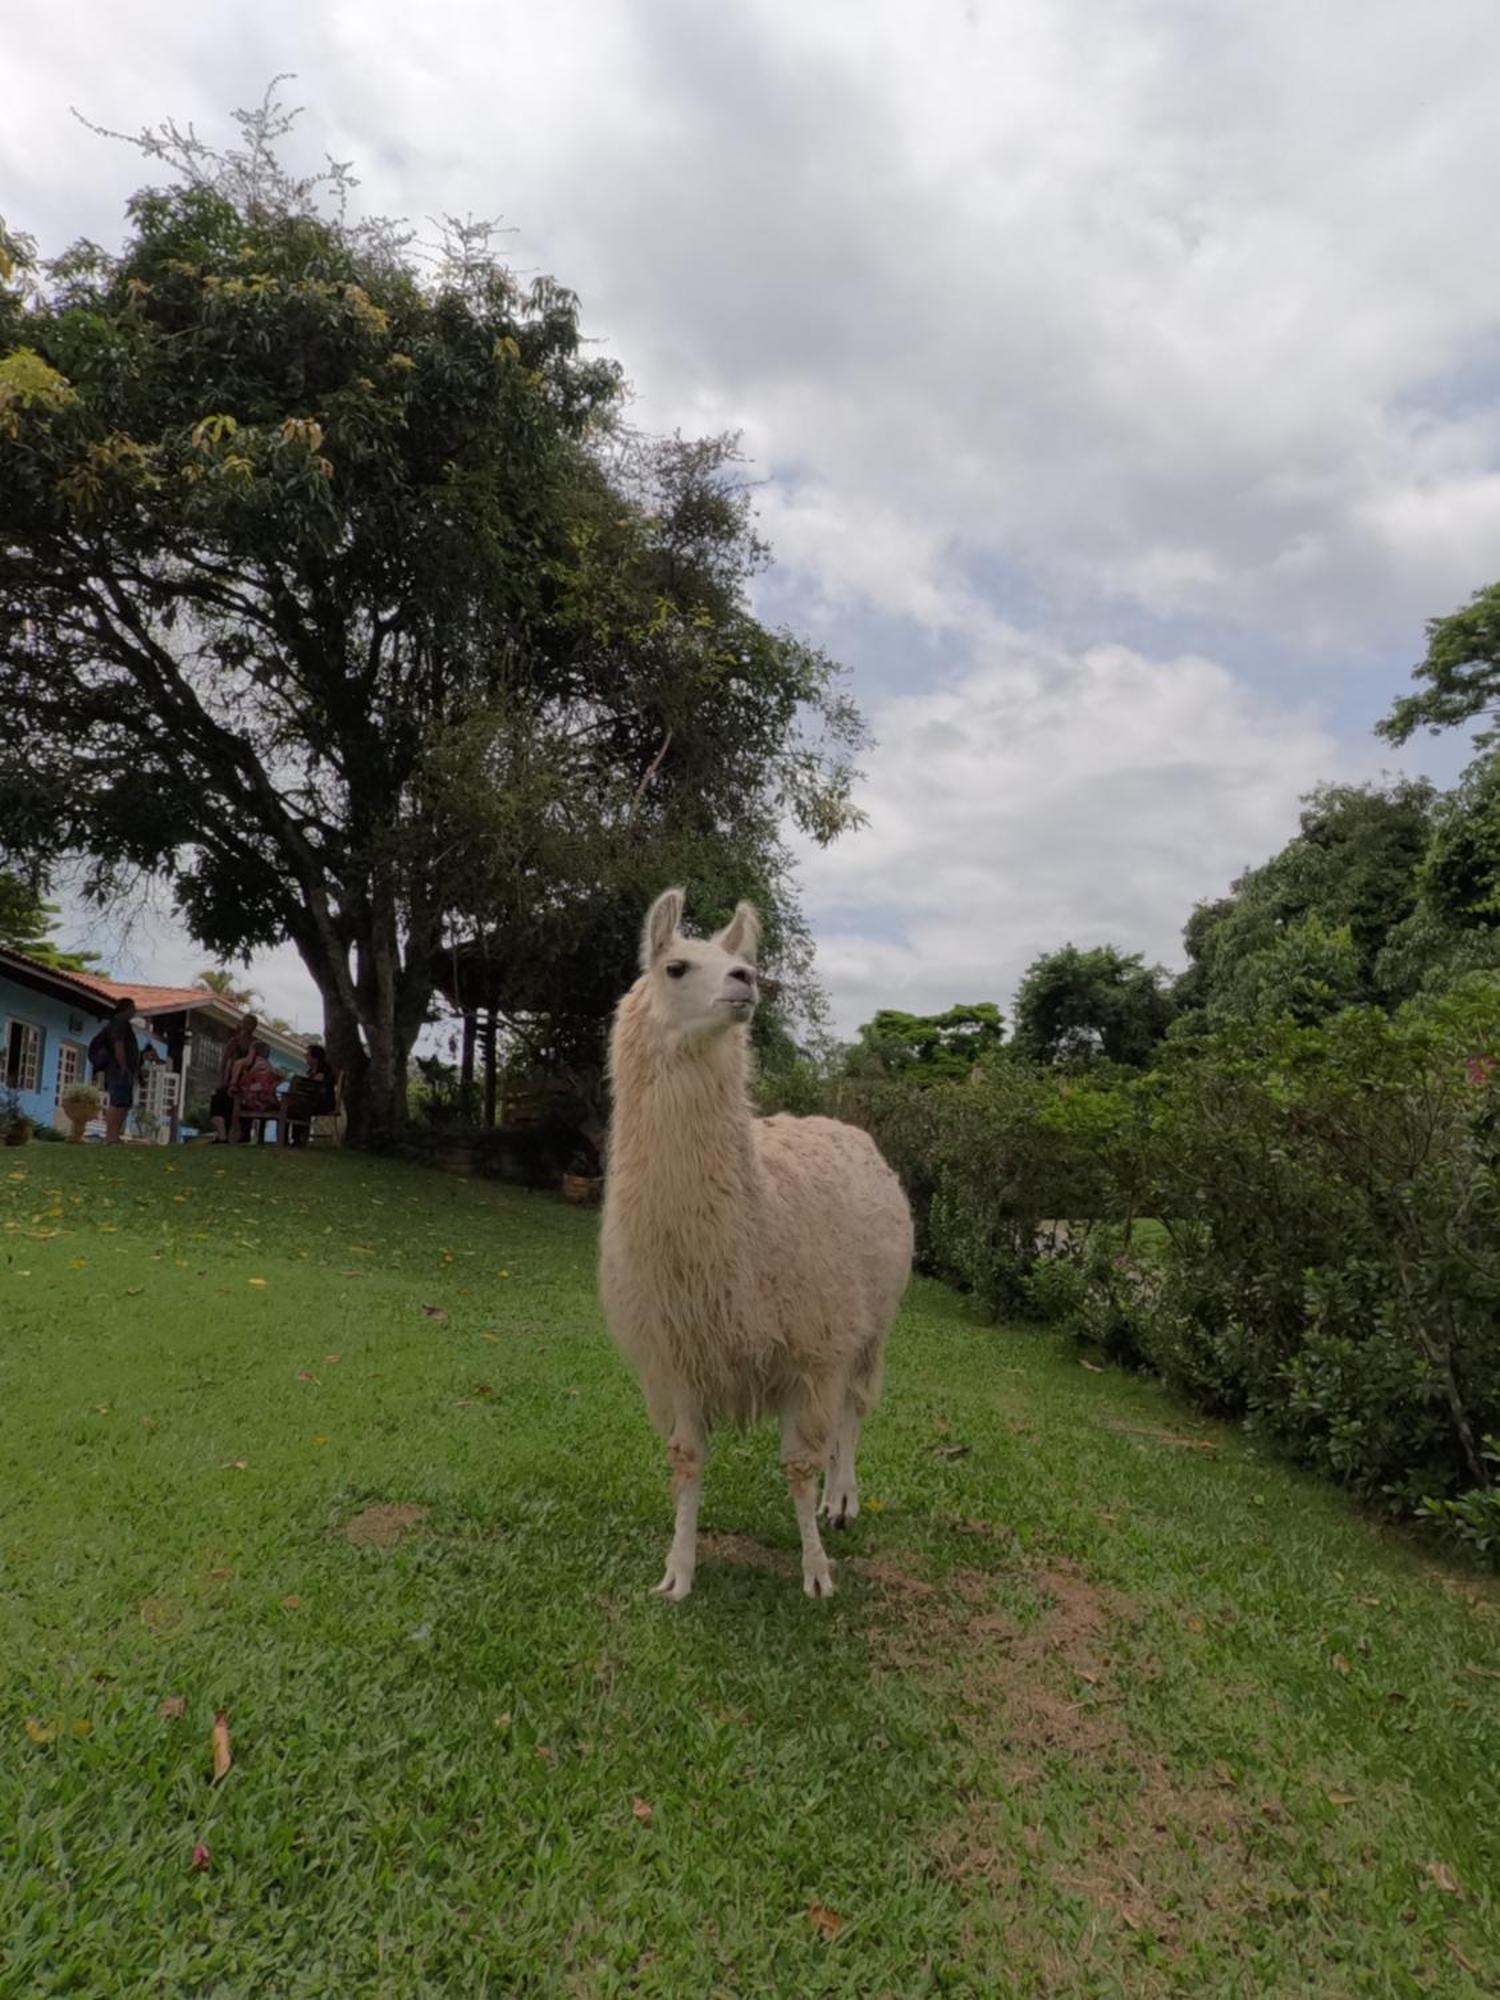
top-left (55, 1041), bottom-right (86, 1102)
top-left (4, 1018), bottom-right (43, 1094)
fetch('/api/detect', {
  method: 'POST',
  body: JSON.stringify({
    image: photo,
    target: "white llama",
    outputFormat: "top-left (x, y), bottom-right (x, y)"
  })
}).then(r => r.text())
top-left (599, 888), bottom-right (913, 1600)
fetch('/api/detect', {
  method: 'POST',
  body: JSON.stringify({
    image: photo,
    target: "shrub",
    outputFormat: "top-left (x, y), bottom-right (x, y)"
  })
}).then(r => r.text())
top-left (1127, 993), bottom-right (1500, 1537)
top-left (841, 987), bottom-right (1500, 1559)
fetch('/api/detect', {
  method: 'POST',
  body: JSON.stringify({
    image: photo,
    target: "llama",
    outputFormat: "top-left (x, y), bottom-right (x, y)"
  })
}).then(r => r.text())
top-left (599, 888), bottom-right (913, 1600)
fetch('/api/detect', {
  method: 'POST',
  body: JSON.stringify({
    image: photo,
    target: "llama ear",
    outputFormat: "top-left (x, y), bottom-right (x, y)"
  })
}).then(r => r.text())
top-left (716, 900), bottom-right (761, 964)
top-left (642, 887), bottom-right (685, 969)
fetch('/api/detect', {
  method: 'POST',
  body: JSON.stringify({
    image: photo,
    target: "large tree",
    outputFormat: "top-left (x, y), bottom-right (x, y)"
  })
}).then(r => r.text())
top-left (0, 97), bottom-right (862, 1138)
top-left (1176, 780), bottom-right (1435, 1019)
top-left (844, 1003), bottom-right (1005, 1085)
top-left (1012, 944), bottom-right (1173, 1068)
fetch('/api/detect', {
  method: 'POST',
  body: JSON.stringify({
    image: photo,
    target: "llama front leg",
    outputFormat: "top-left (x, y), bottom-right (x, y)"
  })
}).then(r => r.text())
top-left (819, 1393), bottom-right (862, 1529)
top-left (656, 1411), bottom-right (707, 1601)
top-left (780, 1404), bottom-right (835, 1600)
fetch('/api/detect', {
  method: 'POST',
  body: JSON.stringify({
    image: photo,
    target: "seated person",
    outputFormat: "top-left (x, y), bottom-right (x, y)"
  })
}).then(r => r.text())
top-left (280, 1043), bottom-right (336, 1146)
top-left (230, 1041), bottom-right (282, 1138)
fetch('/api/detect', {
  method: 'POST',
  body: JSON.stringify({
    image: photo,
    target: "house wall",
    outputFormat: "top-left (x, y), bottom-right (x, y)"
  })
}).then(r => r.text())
top-left (0, 973), bottom-right (169, 1134)
top-left (0, 975), bottom-right (99, 1131)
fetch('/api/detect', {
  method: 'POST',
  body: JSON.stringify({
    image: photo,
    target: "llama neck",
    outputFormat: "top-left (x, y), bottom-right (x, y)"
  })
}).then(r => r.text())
top-left (607, 992), bottom-right (763, 1235)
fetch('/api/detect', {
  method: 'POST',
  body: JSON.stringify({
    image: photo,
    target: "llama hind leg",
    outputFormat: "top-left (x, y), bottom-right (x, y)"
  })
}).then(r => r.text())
top-left (819, 1393), bottom-right (862, 1529)
top-left (780, 1402), bottom-right (835, 1600)
top-left (657, 1411), bottom-right (707, 1602)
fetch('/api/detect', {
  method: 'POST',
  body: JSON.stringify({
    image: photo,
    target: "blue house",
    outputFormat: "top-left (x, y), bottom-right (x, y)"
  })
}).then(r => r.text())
top-left (1, 947), bottom-right (305, 1140)
top-left (0, 946), bottom-right (131, 1132)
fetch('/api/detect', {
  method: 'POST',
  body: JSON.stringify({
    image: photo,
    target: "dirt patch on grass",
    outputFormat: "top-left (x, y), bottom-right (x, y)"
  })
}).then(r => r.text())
top-left (343, 1502), bottom-right (429, 1548)
top-left (697, 1531), bottom-right (797, 1576)
top-left (864, 1553), bottom-right (1282, 1970)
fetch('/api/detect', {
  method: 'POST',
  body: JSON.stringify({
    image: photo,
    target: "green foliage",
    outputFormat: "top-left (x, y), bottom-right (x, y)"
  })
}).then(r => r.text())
top-left (0, 869), bottom-right (101, 973)
top-left (845, 1002), bottom-right (1005, 1085)
top-left (842, 988), bottom-right (1500, 1559)
top-left (1420, 755), bottom-right (1500, 929)
top-left (1012, 943), bottom-right (1173, 1067)
top-left (1114, 996), bottom-right (1500, 1549)
top-left (1178, 781), bottom-right (1435, 1020)
top-left (834, 1065), bottom-right (1137, 1318)
top-left (1212, 912), bottom-right (1364, 1027)
top-left (1380, 577), bottom-right (1500, 750)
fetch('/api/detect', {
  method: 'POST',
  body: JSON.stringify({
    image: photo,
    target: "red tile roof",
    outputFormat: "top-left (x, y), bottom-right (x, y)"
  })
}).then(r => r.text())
top-left (68, 973), bottom-right (233, 1014)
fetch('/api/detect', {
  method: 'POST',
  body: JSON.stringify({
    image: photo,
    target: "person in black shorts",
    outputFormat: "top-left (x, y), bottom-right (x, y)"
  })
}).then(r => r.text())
top-left (96, 997), bottom-right (139, 1146)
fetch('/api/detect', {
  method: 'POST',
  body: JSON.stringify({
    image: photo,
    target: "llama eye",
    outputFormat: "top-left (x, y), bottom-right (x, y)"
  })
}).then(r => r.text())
top-left (664, 961), bottom-right (689, 979)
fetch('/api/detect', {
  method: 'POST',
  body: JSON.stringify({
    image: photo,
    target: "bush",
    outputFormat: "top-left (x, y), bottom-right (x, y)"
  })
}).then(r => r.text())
top-left (834, 1063), bottom-right (1140, 1318)
top-left (839, 989), bottom-right (1500, 1559)
top-left (1125, 994), bottom-right (1500, 1541)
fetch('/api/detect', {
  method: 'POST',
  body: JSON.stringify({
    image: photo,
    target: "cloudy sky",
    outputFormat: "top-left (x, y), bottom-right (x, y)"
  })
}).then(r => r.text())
top-left (8, 0), bottom-right (1500, 1033)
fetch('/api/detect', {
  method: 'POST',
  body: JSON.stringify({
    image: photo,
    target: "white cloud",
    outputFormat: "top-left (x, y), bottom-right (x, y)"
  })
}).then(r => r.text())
top-left (798, 633), bottom-right (1352, 1033)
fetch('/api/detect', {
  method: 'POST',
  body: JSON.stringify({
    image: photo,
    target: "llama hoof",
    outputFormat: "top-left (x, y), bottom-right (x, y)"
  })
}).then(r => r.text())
top-left (654, 1565), bottom-right (694, 1601)
top-left (803, 1560), bottom-right (836, 1600)
top-left (819, 1490), bottom-right (859, 1529)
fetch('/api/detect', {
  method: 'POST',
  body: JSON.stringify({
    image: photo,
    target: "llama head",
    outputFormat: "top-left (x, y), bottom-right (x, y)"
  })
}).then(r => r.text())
top-left (639, 888), bottom-right (761, 1038)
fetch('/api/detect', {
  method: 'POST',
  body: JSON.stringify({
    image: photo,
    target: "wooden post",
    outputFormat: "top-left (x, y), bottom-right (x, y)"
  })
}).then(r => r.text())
top-left (482, 1010), bottom-right (498, 1130)
top-left (460, 1012), bottom-right (477, 1122)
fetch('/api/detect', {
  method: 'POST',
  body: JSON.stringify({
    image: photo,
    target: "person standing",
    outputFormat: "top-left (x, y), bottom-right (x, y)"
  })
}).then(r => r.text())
top-left (210, 1013), bottom-right (258, 1143)
top-left (93, 997), bottom-right (140, 1146)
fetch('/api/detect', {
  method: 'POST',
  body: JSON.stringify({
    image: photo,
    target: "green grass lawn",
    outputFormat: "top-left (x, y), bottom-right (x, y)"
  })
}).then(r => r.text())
top-left (3, 1145), bottom-right (1498, 1997)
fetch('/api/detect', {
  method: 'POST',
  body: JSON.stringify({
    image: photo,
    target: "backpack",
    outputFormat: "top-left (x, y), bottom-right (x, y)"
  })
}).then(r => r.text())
top-left (86, 1026), bottom-right (114, 1073)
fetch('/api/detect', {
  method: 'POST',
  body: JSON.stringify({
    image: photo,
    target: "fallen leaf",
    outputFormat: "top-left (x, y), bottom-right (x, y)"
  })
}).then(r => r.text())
top-left (1079, 1359), bottom-right (1104, 1373)
top-left (631, 1796), bottom-right (654, 1824)
top-left (1325, 1789), bottom-right (1357, 1807)
top-left (534, 1744), bottom-right (554, 1763)
top-left (211, 1711), bottom-right (232, 1784)
top-left (72, 1719), bottom-right (93, 1738)
top-left (494, 1711), bottom-right (512, 1730)
top-left (208, 1566), bottom-right (234, 1582)
top-left (1185, 1615), bottom-right (1205, 1634)
top-left (125, 1286), bottom-right (144, 1297)
top-left (341, 1268), bottom-right (363, 1278)
top-left (296, 1370), bottom-right (316, 1383)
top-left (420, 1304), bottom-right (448, 1322)
top-left (933, 1442), bottom-right (971, 1460)
top-left (222, 1459), bottom-right (248, 1471)
top-left (247, 1278), bottom-right (267, 1289)
top-left (24, 1718), bottom-right (59, 1745)
top-left (1424, 1860), bottom-right (1464, 1896)
top-left (470, 1383), bottom-right (495, 1398)
top-left (281, 1595), bottom-right (302, 1611)
top-left (158, 1696), bottom-right (187, 1720)
top-left (480, 1331), bottom-right (501, 1343)
top-left (1332, 1654), bottom-right (1352, 1676)
top-left (311, 1433), bottom-right (329, 1446)
top-left (191, 1841), bottom-right (211, 1872)
top-left (1450, 1942), bottom-right (1482, 1975)
top-left (807, 1902), bottom-right (844, 1941)
top-left (323, 1353), bottom-right (341, 1365)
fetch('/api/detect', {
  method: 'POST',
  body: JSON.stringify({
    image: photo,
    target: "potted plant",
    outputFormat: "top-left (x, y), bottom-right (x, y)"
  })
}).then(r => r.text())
top-left (2, 1086), bottom-right (33, 1148)
top-left (61, 1080), bottom-right (102, 1142)
top-left (561, 1149), bottom-right (603, 1205)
